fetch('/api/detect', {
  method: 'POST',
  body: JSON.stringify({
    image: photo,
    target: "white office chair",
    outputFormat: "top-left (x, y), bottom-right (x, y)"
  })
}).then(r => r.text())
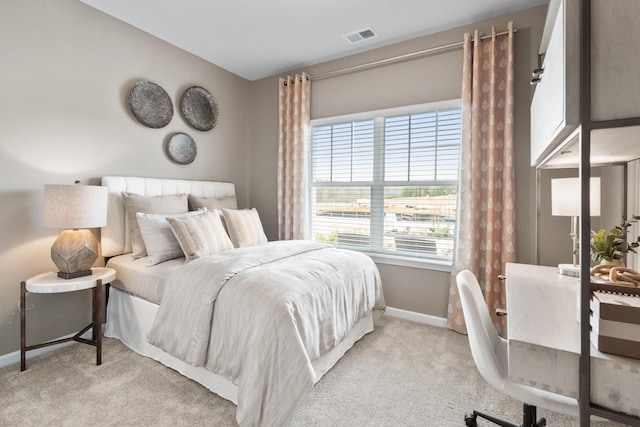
top-left (456, 270), bottom-right (579, 427)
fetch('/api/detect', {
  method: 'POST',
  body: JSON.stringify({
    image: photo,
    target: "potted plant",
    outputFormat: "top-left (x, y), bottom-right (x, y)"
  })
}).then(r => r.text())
top-left (590, 215), bottom-right (640, 264)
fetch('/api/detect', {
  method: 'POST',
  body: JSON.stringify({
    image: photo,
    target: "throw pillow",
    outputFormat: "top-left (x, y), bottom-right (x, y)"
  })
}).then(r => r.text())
top-left (188, 194), bottom-right (238, 211)
top-left (167, 208), bottom-right (234, 262)
top-left (121, 192), bottom-right (188, 258)
top-left (221, 208), bottom-right (268, 248)
top-left (136, 209), bottom-right (205, 266)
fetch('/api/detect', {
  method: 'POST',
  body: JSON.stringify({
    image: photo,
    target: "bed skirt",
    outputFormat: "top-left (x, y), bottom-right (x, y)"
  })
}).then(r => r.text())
top-left (104, 287), bottom-right (374, 405)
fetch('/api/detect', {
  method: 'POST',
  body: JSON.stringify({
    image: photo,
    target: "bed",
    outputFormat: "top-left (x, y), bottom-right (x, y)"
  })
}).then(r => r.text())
top-left (100, 176), bottom-right (385, 427)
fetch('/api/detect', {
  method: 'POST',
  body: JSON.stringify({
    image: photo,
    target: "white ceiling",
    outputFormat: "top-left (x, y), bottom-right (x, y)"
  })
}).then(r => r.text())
top-left (80, 0), bottom-right (548, 81)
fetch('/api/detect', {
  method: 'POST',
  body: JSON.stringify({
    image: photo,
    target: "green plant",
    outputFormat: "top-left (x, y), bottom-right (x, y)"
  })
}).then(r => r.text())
top-left (590, 215), bottom-right (640, 262)
top-left (315, 230), bottom-right (338, 244)
top-left (433, 227), bottom-right (453, 238)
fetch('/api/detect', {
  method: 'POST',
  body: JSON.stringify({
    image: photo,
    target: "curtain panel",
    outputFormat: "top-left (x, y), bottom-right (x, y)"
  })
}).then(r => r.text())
top-left (448, 24), bottom-right (515, 336)
top-left (277, 73), bottom-right (311, 240)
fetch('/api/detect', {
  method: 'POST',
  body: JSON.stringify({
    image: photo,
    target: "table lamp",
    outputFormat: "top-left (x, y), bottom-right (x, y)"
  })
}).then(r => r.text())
top-left (551, 177), bottom-right (601, 277)
top-left (43, 182), bottom-right (108, 279)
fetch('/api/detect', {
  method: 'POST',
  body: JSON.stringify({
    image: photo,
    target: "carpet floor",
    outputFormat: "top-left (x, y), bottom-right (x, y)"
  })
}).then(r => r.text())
top-left (0, 315), bottom-right (625, 426)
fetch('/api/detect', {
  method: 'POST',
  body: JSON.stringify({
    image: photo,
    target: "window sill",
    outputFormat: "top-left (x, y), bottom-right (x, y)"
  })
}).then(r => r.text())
top-left (364, 251), bottom-right (453, 272)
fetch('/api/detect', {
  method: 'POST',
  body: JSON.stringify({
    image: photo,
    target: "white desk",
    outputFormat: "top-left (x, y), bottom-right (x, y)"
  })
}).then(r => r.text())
top-left (506, 263), bottom-right (640, 418)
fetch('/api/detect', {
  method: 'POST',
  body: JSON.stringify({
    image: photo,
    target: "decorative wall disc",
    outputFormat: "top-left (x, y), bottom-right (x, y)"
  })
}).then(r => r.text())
top-left (128, 81), bottom-right (173, 128)
top-left (180, 86), bottom-right (218, 131)
top-left (166, 133), bottom-right (197, 165)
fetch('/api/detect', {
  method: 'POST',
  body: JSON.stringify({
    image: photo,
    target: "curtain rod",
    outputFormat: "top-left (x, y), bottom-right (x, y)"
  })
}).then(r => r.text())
top-left (310, 28), bottom-right (516, 81)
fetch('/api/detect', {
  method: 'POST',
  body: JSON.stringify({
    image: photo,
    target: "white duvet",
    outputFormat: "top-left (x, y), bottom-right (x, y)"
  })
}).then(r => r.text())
top-left (147, 240), bottom-right (385, 427)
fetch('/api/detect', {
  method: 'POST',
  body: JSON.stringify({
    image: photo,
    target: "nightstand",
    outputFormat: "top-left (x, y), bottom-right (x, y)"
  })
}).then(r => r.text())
top-left (20, 267), bottom-right (116, 371)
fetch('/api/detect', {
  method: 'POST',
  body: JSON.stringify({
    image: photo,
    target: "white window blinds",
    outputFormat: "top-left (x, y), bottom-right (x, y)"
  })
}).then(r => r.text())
top-left (310, 101), bottom-right (461, 260)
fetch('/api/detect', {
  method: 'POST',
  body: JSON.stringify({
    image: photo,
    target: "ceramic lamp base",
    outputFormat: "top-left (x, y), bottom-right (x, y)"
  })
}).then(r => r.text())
top-left (51, 229), bottom-right (98, 280)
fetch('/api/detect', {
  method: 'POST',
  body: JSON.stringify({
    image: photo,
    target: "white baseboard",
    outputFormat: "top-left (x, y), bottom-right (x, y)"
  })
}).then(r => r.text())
top-left (0, 330), bottom-right (91, 370)
top-left (385, 307), bottom-right (449, 328)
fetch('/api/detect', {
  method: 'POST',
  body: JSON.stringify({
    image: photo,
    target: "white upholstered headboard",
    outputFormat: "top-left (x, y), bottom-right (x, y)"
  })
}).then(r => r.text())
top-left (101, 176), bottom-right (236, 257)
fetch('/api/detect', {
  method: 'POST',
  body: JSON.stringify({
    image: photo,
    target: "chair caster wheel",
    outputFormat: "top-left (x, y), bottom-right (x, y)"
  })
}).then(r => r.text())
top-left (464, 413), bottom-right (477, 427)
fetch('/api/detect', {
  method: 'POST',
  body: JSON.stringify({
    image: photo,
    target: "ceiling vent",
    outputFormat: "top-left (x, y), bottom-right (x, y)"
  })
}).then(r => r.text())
top-left (344, 27), bottom-right (378, 44)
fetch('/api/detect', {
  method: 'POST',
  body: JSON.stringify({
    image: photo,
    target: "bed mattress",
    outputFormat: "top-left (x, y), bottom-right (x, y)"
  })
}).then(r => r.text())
top-left (106, 254), bottom-right (184, 304)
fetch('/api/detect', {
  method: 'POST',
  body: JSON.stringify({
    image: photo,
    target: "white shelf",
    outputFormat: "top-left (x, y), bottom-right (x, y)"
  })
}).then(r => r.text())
top-left (538, 125), bottom-right (640, 168)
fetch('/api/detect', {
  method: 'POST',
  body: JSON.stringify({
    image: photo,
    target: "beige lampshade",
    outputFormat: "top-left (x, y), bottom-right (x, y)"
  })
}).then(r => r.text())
top-left (43, 183), bottom-right (108, 279)
top-left (551, 177), bottom-right (601, 217)
top-left (44, 184), bottom-right (108, 229)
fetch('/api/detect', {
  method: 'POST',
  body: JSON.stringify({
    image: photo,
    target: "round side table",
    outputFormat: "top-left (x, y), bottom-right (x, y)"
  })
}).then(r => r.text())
top-left (20, 267), bottom-right (116, 371)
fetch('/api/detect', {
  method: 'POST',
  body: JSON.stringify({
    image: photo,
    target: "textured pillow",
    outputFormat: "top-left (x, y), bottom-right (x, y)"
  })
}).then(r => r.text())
top-left (221, 208), bottom-right (268, 248)
top-left (121, 192), bottom-right (188, 258)
top-left (136, 210), bottom-right (204, 266)
top-left (188, 194), bottom-right (237, 235)
top-left (167, 209), bottom-right (234, 262)
top-left (188, 194), bottom-right (238, 211)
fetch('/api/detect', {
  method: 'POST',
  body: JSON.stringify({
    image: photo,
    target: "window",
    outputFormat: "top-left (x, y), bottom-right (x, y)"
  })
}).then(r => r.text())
top-left (309, 100), bottom-right (461, 263)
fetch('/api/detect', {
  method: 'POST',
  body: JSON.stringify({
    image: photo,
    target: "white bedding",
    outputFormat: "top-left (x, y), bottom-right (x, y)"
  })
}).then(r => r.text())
top-left (147, 240), bottom-right (385, 427)
top-left (106, 254), bottom-right (184, 304)
top-left (105, 287), bottom-right (375, 407)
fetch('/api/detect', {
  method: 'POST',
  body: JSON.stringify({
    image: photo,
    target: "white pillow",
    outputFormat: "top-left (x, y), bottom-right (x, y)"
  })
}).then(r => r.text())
top-left (136, 209), bottom-right (204, 266)
top-left (188, 194), bottom-right (238, 211)
top-left (167, 209), bottom-right (234, 262)
top-left (221, 208), bottom-right (268, 248)
top-left (121, 192), bottom-right (188, 258)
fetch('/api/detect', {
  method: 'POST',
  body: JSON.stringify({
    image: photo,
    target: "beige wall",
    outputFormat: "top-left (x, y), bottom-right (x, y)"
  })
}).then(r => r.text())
top-left (249, 6), bottom-right (549, 319)
top-left (0, 0), bottom-right (251, 357)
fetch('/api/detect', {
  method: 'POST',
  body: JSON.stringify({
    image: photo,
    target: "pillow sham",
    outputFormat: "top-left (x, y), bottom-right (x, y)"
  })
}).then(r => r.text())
top-left (167, 208), bottom-right (234, 262)
top-left (188, 194), bottom-right (238, 211)
top-left (221, 208), bottom-right (268, 248)
top-left (121, 192), bottom-right (188, 258)
top-left (188, 194), bottom-right (236, 235)
top-left (136, 209), bottom-right (204, 266)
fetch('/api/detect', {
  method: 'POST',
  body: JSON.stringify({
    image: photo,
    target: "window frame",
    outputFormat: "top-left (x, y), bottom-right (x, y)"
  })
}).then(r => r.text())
top-left (308, 99), bottom-right (461, 271)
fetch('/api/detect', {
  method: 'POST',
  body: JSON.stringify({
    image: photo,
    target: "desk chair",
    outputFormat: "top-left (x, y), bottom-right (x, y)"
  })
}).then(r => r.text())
top-left (456, 270), bottom-right (579, 427)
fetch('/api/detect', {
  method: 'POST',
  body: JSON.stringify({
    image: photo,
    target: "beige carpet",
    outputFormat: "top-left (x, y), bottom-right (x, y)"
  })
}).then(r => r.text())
top-left (0, 316), bottom-right (625, 426)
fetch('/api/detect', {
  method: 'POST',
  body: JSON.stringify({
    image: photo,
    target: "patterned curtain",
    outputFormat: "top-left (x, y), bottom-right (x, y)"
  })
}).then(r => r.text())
top-left (448, 24), bottom-right (515, 336)
top-left (277, 73), bottom-right (311, 240)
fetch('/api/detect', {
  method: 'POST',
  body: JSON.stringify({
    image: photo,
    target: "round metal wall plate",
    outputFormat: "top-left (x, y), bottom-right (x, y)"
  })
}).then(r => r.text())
top-left (166, 132), bottom-right (197, 165)
top-left (128, 81), bottom-right (173, 128)
top-left (181, 86), bottom-right (218, 131)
